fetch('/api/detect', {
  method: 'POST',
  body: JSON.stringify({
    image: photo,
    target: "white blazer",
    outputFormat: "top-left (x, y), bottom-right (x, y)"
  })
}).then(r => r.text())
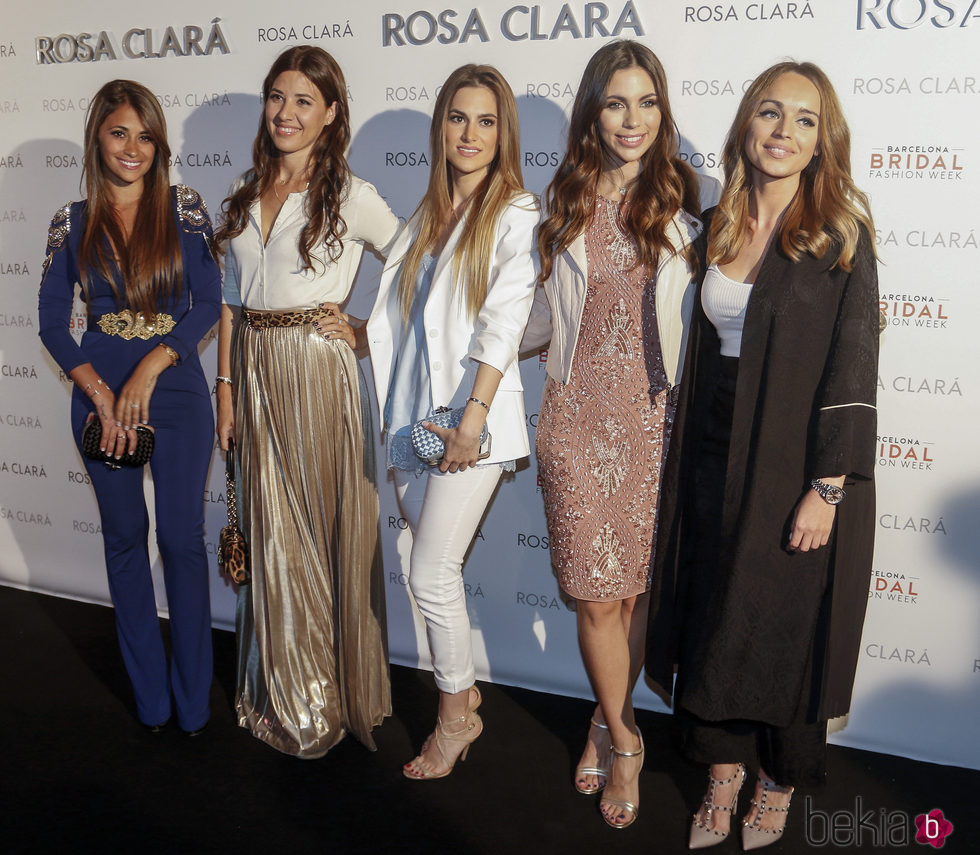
top-left (367, 193), bottom-right (540, 464)
top-left (522, 209), bottom-right (702, 391)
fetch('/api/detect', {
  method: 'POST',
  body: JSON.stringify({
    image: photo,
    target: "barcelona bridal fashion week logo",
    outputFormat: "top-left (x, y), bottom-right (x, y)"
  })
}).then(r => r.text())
top-left (869, 568), bottom-right (921, 605)
top-left (867, 144), bottom-right (966, 181)
top-left (878, 293), bottom-right (952, 332)
top-left (877, 434), bottom-right (937, 472)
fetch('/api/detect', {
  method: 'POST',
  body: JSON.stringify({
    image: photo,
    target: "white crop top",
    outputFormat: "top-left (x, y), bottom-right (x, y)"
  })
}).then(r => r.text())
top-left (701, 264), bottom-right (753, 358)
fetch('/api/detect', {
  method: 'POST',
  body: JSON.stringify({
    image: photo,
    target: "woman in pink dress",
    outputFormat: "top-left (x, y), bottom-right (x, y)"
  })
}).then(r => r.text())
top-left (524, 40), bottom-right (700, 829)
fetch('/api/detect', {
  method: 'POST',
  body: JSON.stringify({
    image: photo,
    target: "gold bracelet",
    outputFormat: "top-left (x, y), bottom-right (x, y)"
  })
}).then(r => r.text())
top-left (159, 343), bottom-right (179, 367)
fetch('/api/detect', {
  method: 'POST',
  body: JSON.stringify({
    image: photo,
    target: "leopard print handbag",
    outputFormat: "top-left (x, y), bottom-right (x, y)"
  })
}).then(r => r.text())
top-left (218, 441), bottom-right (250, 585)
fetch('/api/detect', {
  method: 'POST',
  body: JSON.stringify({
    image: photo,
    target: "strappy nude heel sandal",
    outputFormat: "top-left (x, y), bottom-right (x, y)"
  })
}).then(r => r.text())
top-left (402, 709), bottom-right (483, 781)
top-left (600, 729), bottom-right (644, 829)
top-left (688, 762), bottom-right (747, 849)
top-left (419, 685), bottom-right (482, 756)
top-left (741, 778), bottom-right (794, 850)
top-left (574, 717), bottom-right (612, 795)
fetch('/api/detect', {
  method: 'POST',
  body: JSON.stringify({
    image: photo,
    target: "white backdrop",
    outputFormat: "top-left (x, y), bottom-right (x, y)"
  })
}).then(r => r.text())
top-left (1, 1), bottom-right (977, 770)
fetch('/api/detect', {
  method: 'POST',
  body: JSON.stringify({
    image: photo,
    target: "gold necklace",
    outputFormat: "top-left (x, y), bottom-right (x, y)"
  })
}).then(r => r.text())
top-left (273, 172), bottom-right (307, 202)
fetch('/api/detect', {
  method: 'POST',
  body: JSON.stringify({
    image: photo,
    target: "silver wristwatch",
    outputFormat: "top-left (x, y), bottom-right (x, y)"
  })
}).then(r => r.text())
top-left (811, 478), bottom-right (845, 505)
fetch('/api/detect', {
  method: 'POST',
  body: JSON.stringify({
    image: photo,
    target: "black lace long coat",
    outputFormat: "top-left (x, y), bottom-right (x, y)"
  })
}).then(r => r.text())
top-left (645, 209), bottom-right (879, 727)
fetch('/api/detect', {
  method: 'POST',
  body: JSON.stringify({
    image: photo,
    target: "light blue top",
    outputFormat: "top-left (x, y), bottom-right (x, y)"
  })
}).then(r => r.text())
top-left (385, 255), bottom-right (436, 471)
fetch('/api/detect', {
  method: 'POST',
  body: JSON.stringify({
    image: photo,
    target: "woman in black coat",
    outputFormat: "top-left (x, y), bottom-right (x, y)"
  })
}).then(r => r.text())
top-left (644, 62), bottom-right (879, 850)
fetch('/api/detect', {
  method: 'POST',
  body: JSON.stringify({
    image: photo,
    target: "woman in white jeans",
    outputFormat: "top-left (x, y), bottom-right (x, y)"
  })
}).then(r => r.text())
top-left (360, 64), bottom-right (538, 779)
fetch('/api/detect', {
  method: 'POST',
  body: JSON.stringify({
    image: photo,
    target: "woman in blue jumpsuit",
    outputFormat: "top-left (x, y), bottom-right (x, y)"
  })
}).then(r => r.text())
top-left (38, 80), bottom-right (221, 733)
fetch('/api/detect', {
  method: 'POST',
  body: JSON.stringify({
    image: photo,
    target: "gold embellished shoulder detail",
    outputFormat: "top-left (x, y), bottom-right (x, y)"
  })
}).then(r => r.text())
top-left (40, 202), bottom-right (73, 281)
top-left (46, 202), bottom-right (73, 253)
top-left (175, 184), bottom-right (212, 234)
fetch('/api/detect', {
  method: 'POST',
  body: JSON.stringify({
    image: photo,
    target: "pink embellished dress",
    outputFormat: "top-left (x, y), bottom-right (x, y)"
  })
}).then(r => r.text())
top-left (536, 196), bottom-right (675, 601)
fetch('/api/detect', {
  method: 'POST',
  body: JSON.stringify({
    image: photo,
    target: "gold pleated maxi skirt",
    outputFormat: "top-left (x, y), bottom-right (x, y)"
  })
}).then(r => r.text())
top-left (232, 313), bottom-right (391, 757)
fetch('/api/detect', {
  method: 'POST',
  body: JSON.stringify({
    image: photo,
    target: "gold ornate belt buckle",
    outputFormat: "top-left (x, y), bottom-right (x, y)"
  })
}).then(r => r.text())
top-left (97, 309), bottom-right (176, 340)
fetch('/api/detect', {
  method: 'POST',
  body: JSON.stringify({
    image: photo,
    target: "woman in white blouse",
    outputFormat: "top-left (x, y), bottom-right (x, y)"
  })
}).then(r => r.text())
top-left (215, 46), bottom-right (399, 758)
top-left (353, 64), bottom-right (537, 778)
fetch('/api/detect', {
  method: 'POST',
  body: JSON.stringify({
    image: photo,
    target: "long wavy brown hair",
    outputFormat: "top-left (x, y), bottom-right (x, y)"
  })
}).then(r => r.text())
top-left (215, 45), bottom-right (351, 271)
top-left (708, 61), bottom-right (875, 271)
top-left (78, 80), bottom-right (181, 318)
top-left (396, 64), bottom-right (530, 321)
top-left (538, 40), bottom-right (699, 283)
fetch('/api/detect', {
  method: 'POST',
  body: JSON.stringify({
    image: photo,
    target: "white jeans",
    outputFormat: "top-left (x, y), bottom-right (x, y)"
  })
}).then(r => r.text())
top-left (394, 465), bottom-right (502, 694)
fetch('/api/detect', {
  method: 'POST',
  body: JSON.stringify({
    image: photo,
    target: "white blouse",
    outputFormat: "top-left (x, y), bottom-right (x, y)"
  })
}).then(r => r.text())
top-left (222, 175), bottom-right (400, 310)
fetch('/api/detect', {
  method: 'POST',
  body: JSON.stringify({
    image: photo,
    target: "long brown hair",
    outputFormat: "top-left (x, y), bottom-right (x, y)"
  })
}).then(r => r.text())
top-left (78, 79), bottom-right (181, 317)
top-left (396, 64), bottom-right (529, 321)
top-left (538, 40), bottom-right (700, 283)
top-left (215, 45), bottom-right (352, 271)
top-left (708, 61), bottom-right (875, 271)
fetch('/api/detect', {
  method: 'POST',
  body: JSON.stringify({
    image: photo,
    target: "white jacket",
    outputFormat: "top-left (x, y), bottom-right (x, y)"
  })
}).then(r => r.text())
top-left (367, 193), bottom-right (540, 464)
top-left (522, 210), bottom-right (702, 390)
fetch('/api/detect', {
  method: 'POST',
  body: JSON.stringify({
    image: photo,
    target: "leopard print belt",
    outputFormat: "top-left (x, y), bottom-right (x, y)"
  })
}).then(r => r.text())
top-left (243, 305), bottom-right (334, 330)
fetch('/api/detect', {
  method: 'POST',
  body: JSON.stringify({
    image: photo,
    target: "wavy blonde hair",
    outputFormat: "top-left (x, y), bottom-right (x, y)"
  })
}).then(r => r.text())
top-left (396, 64), bottom-right (529, 321)
top-left (708, 61), bottom-right (875, 271)
top-left (538, 40), bottom-right (700, 283)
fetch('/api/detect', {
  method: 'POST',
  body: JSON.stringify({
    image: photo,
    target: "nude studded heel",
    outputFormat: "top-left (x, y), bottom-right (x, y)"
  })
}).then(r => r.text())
top-left (741, 778), bottom-right (794, 850)
top-left (688, 762), bottom-right (746, 849)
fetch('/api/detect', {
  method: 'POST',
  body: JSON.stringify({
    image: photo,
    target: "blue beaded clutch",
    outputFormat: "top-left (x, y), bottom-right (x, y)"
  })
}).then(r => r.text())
top-left (411, 405), bottom-right (491, 465)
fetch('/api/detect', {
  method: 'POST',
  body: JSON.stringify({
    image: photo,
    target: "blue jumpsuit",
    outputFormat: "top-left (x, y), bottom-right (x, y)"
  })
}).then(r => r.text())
top-left (38, 185), bottom-right (221, 731)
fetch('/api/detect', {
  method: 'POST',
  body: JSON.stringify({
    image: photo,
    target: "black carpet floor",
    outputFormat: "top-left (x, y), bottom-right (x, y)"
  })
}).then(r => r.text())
top-left (2, 585), bottom-right (975, 855)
